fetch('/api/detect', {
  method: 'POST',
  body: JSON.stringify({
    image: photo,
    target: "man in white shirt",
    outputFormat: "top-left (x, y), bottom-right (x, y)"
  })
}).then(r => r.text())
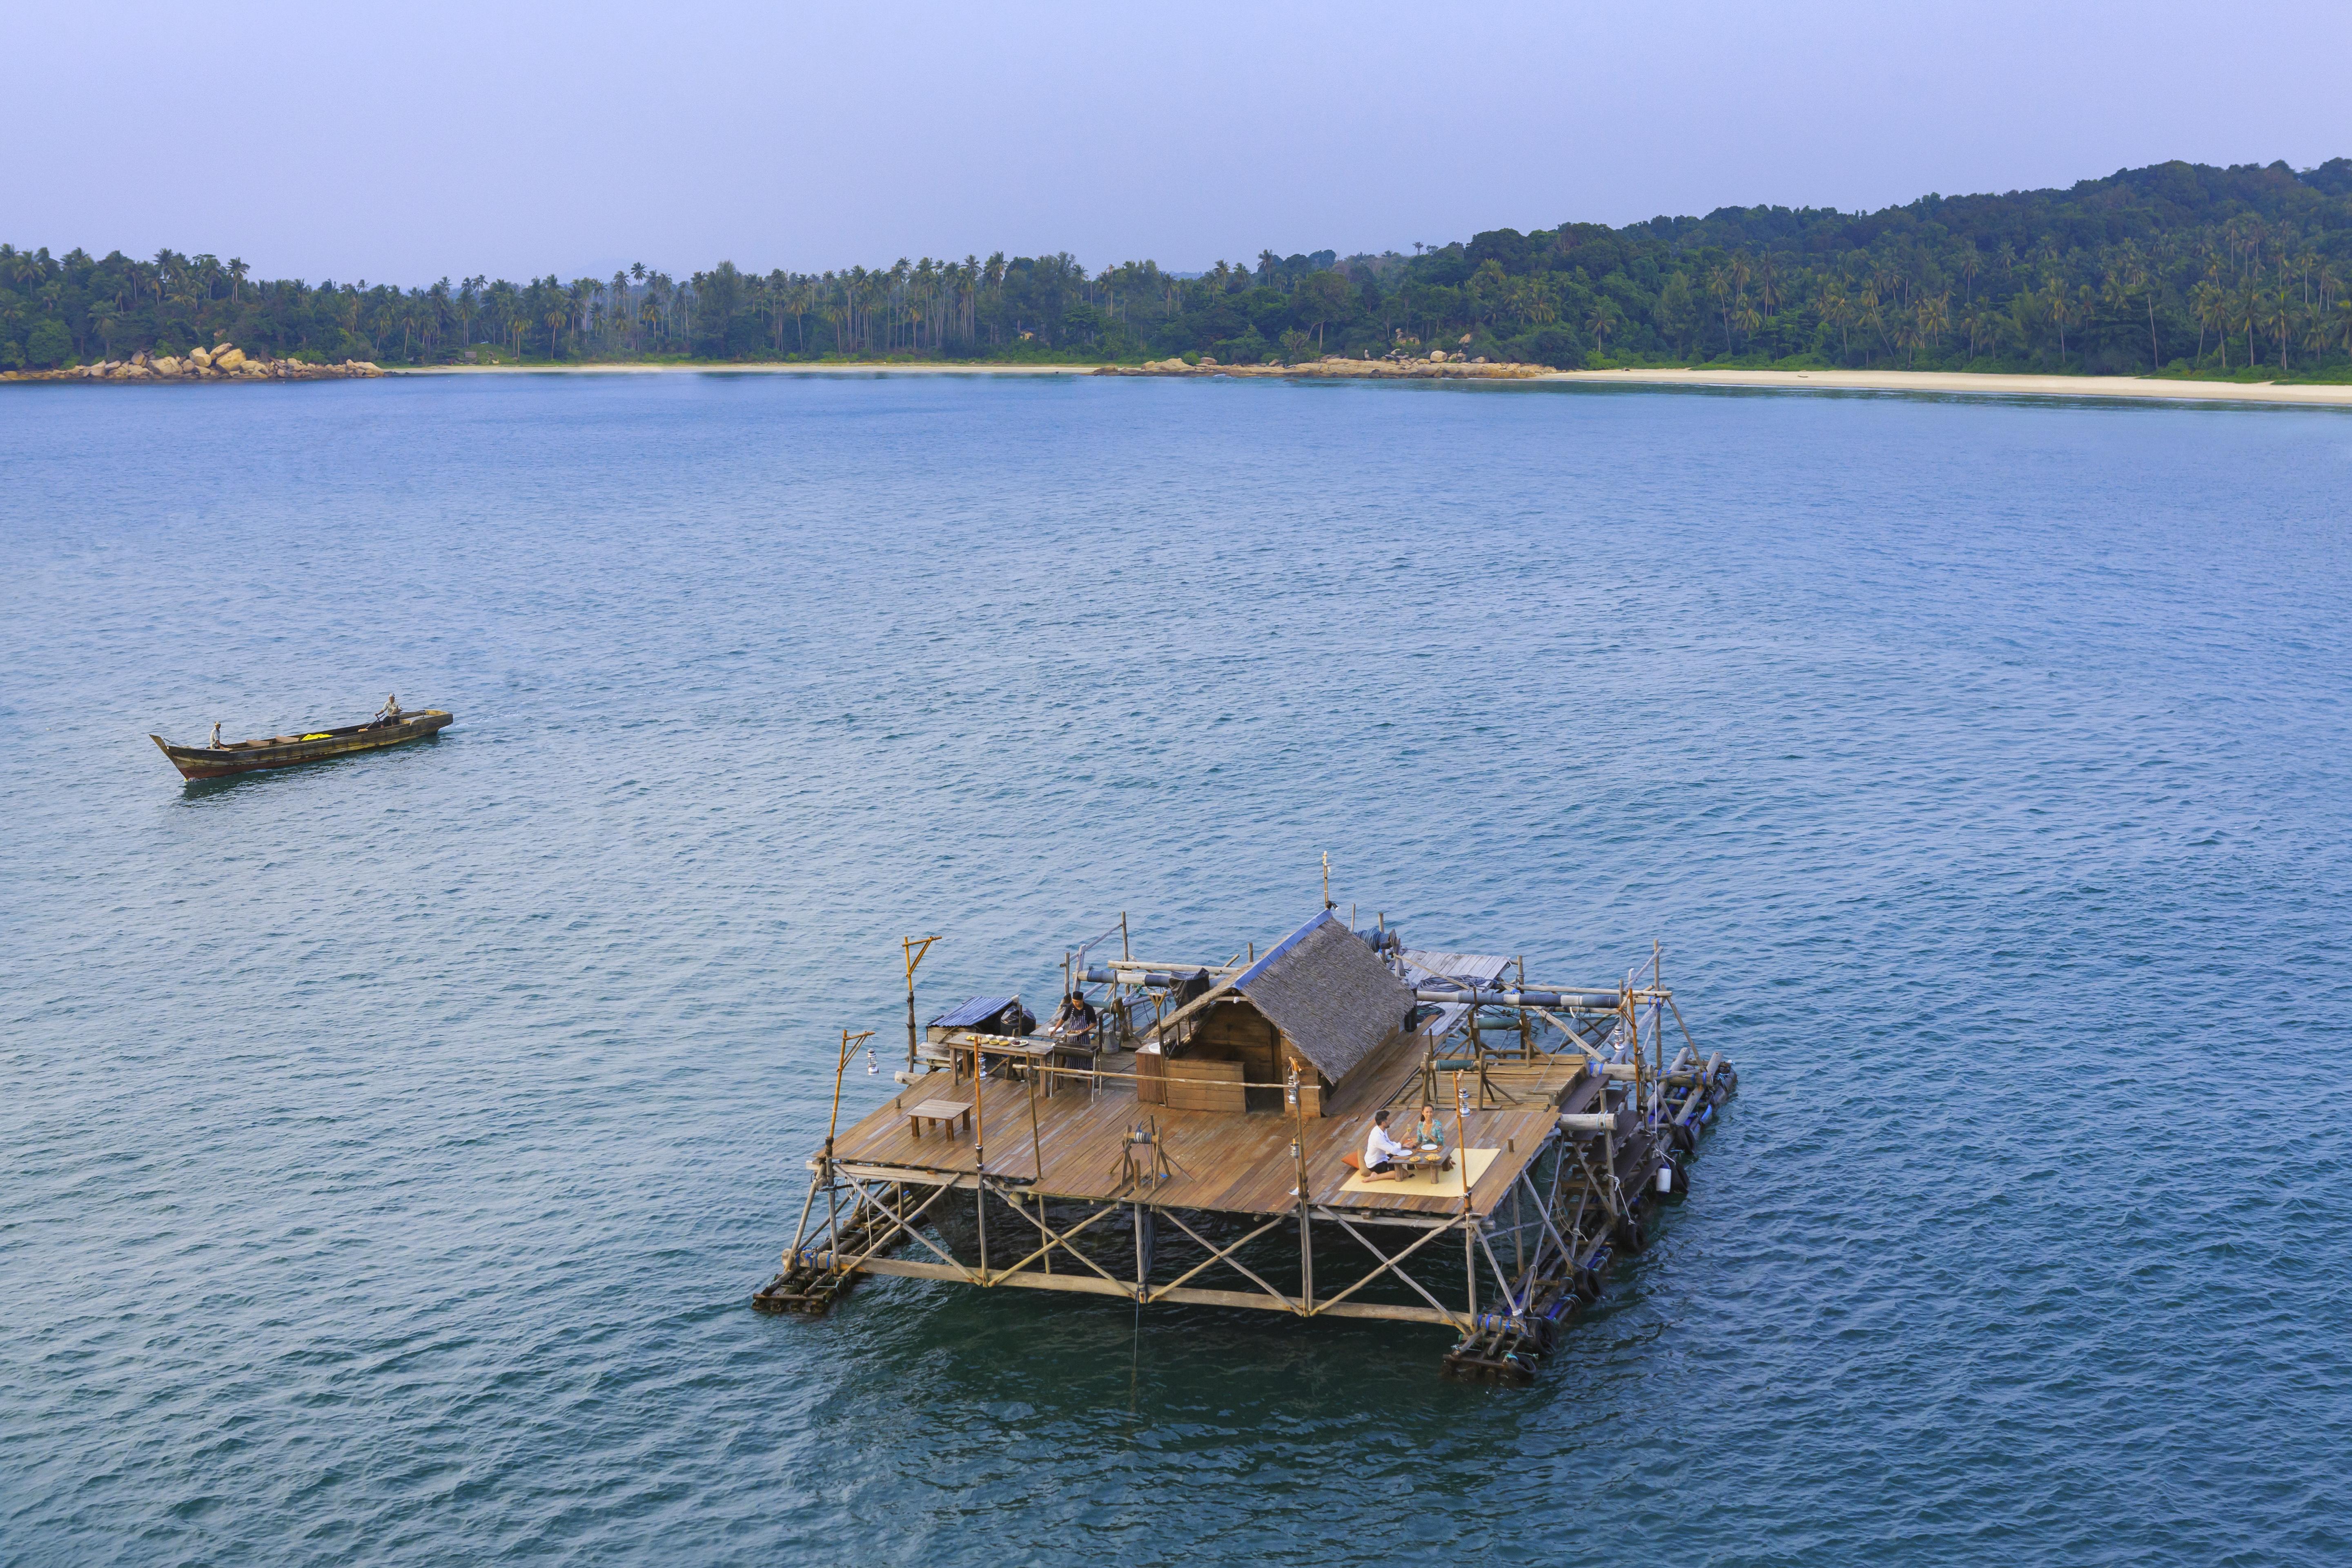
top-left (1363, 1109), bottom-right (1414, 1180)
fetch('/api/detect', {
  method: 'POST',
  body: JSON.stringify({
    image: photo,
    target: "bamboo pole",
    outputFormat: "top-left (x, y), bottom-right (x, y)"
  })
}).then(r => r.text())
top-left (821, 1029), bottom-right (873, 1266)
top-left (1290, 1060), bottom-right (1312, 1310)
top-left (1454, 1070), bottom-right (1475, 1326)
top-left (1026, 1054), bottom-right (1046, 1202)
top-left (902, 935), bottom-right (939, 1071)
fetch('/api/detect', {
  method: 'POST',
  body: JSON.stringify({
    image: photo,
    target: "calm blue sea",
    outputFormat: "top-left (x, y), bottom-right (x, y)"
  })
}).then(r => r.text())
top-left (2, 371), bottom-right (2347, 1566)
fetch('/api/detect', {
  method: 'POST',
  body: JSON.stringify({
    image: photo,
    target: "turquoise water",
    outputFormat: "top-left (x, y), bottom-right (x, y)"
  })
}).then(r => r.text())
top-left (3, 372), bottom-right (2347, 1566)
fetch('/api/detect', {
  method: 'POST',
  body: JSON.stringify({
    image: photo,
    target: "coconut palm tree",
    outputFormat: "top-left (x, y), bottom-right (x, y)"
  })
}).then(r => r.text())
top-left (2264, 280), bottom-right (2292, 372)
top-left (1584, 298), bottom-right (1619, 358)
top-left (1918, 292), bottom-right (1950, 361)
top-left (1818, 278), bottom-right (1852, 363)
top-left (2227, 286), bottom-right (2256, 373)
top-left (1704, 266), bottom-right (1731, 354)
top-left (2192, 281), bottom-right (2226, 369)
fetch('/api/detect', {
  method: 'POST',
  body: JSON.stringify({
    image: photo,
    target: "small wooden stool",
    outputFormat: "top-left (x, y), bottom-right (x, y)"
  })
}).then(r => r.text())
top-left (905, 1098), bottom-right (973, 1139)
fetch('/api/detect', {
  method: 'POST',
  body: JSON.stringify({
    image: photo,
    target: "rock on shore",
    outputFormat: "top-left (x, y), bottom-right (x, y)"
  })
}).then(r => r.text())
top-left (1098, 353), bottom-right (1551, 381)
top-left (2, 344), bottom-right (383, 384)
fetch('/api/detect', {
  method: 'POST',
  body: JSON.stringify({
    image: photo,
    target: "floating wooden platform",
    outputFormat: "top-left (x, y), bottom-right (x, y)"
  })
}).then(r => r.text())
top-left (756, 908), bottom-right (1737, 1384)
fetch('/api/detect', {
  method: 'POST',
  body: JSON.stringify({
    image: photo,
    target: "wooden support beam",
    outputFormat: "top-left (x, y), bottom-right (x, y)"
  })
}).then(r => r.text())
top-left (1156, 1208), bottom-right (1298, 1312)
top-left (1318, 1211), bottom-right (1467, 1323)
top-left (847, 1258), bottom-right (1457, 1325)
top-left (988, 1192), bottom-right (1131, 1287)
top-left (1147, 1215), bottom-right (1290, 1303)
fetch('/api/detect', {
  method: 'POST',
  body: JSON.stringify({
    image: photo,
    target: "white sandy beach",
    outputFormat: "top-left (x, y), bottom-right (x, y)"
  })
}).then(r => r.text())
top-left (389, 359), bottom-right (2352, 407)
top-left (1539, 366), bottom-right (2352, 407)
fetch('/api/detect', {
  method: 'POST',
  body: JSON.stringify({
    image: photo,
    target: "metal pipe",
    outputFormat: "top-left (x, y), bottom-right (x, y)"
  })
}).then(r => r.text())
top-left (1411, 985), bottom-right (1624, 1011)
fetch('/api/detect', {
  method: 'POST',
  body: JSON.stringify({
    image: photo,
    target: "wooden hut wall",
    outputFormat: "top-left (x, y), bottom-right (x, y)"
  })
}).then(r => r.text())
top-left (1196, 999), bottom-right (1283, 1110)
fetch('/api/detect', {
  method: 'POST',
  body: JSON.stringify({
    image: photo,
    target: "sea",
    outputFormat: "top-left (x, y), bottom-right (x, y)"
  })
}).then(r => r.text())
top-left (2, 370), bottom-right (2346, 1566)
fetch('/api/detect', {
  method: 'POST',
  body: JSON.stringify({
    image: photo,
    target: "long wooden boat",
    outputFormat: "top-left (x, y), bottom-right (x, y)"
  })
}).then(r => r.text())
top-left (150, 707), bottom-right (453, 780)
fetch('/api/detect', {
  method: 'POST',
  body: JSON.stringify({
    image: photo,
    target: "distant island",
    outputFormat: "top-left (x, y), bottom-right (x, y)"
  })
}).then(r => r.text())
top-left (8, 158), bottom-right (2352, 385)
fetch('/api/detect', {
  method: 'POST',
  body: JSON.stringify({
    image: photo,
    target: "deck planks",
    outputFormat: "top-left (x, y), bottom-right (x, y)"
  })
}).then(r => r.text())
top-left (829, 1045), bottom-right (1590, 1220)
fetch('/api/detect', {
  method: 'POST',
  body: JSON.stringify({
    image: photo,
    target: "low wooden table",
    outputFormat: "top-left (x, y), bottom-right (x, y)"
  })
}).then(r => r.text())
top-left (1402, 1143), bottom-right (1454, 1177)
top-left (905, 1098), bottom-right (973, 1139)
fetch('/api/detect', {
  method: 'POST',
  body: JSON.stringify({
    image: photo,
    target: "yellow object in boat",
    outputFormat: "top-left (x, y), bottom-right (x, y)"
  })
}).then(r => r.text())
top-left (301, 733), bottom-right (330, 740)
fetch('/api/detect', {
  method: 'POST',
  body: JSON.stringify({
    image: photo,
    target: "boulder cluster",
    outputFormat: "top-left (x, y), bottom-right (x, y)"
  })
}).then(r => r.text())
top-left (2, 344), bottom-right (382, 384)
top-left (1103, 352), bottom-right (1550, 381)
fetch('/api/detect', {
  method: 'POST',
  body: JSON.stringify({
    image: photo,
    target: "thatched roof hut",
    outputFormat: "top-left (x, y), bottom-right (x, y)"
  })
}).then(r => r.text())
top-left (1165, 910), bottom-right (1417, 1113)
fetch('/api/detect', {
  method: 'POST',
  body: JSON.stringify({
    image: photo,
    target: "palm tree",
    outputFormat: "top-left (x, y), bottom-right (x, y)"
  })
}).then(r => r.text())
top-left (2192, 281), bottom-right (2226, 369)
top-left (2043, 273), bottom-right (2072, 366)
top-left (1918, 292), bottom-right (1950, 362)
top-left (1889, 309), bottom-right (1921, 366)
top-left (1818, 279), bottom-right (1852, 363)
top-left (2227, 286), bottom-right (2256, 374)
top-left (1857, 282), bottom-right (1885, 362)
top-left (1584, 299), bottom-right (1619, 358)
top-left (2265, 281), bottom-right (2292, 373)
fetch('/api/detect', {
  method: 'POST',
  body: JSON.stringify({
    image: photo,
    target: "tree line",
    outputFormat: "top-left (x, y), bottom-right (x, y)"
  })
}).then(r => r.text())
top-left (8, 158), bottom-right (2352, 378)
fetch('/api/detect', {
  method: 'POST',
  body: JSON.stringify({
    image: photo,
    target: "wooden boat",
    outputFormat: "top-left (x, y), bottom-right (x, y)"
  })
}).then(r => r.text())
top-left (150, 702), bottom-right (453, 780)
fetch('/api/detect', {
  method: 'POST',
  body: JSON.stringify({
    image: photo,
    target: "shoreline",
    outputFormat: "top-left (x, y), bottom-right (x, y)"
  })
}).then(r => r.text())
top-left (22, 356), bottom-right (2348, 407)
top-left (389, 361), bottom-right (1092, 376)
top-left (396, 359), bottom-right (2352, 406)
top-left (1536, 366), bottom-right (2352, 407)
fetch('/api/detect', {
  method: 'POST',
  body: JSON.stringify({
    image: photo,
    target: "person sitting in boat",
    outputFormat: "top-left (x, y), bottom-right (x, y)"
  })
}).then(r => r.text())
top-left (1411, 1102), bottom-right (1455, 1168)
top-left (209, 721), bottom-right (223, 748)
top-left (372, 694), bottom-right (402, 726)
top-left (1363, 1109), bottom-right (1414, 1181)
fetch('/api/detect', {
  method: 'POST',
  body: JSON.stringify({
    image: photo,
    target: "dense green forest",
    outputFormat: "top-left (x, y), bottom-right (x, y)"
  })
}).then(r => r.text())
top-left (10, 158), bottom-right (2352, 377)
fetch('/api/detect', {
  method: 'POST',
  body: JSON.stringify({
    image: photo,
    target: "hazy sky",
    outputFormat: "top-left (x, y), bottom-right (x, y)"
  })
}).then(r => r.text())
top-left (11, 1), bottom-right (2349, 285)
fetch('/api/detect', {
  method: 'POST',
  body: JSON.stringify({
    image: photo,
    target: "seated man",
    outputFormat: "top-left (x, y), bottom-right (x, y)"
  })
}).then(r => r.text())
top-left (1362, 1109), bottom-right (1414, 1181)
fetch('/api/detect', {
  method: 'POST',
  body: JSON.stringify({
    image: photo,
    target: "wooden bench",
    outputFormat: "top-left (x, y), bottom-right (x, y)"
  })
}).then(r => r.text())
top-left (904, 1098), bottom-right (973, 1139)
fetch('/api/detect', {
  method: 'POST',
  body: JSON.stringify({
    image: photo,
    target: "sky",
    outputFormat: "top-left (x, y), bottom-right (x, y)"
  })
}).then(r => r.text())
top-left (9, 0), bottom-right (2350, 286)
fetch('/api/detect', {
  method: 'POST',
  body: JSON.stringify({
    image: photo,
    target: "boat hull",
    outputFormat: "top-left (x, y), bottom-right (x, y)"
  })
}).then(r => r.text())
top-left (151, 710), bottom-right (453, 780)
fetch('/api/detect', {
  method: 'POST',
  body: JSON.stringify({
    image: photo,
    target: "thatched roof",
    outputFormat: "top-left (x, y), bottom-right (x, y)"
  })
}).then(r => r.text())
top-left (1230, 911), bottom-right (1417, 1085)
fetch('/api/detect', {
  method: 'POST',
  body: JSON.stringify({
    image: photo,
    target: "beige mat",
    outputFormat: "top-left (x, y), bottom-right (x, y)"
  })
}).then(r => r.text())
top-left (1337, 1147), bottom-right (1499, 1200)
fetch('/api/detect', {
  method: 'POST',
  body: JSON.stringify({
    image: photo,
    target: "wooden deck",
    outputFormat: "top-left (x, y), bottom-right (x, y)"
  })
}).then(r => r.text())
top-left (831, 1030), bottom-right (1593, 1221)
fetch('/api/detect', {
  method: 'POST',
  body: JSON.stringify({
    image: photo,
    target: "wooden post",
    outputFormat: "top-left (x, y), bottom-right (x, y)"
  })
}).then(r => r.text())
top-left (902, 935), bottom-right (939, 1072)
top-left (1026, 1051), bottom-right (1045, 1190)
top-left (823, 1029), bottom-right (873, 1266)
top-left (1518, 956), bottom-right (1533, 1060)
top-left (1454, 1070), bottom-right (1474, 1326)
top-left (1290, 1060), bottom-right (1313, 1310)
